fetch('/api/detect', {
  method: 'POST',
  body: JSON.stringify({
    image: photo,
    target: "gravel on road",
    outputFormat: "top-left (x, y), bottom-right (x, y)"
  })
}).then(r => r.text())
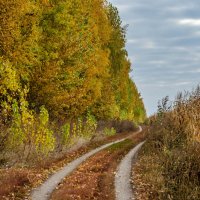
top-left (31, 127), bottom-right (142, 200)
top-left (115, 141), bottom-right (145, 200)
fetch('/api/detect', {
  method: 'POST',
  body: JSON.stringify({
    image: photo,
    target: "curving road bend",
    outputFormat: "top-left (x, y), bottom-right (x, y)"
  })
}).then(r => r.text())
top-left (31, 126), bottom-right (142, 200)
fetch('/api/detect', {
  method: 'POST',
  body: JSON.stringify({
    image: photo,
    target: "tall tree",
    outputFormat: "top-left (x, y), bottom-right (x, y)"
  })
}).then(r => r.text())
top-left (29, 0), bottom-right (111, 120)
top-left (0, 0), bottom-right (41, 84)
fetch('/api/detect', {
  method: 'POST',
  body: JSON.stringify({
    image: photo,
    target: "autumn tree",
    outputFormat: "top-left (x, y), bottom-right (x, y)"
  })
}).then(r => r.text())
top-left (29, 0), bottom-right (111, 120)
top-left (0, 0), bottom-right (41, 84)
top-left (0, 0), bottom-right (146, 159)
top-left (105, 3), bottom-right (146, 121)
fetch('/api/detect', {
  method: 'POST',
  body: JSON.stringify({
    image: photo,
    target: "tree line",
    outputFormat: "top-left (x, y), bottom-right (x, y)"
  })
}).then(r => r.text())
top-left (0, 0), bottom-right (146, 158)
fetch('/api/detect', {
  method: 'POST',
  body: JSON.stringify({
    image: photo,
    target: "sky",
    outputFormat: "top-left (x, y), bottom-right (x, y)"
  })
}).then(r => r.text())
top-left (109, 0), bottom-right (200, 116)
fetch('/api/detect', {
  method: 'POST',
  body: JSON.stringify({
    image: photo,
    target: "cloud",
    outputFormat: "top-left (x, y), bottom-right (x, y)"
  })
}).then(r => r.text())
top-left (174, 81), bottom-right (191, 86)
top-left (167, 5), bottom-right (194, 12)
top-left (177, 19), bottom-right (200, 26)
top-left (128, 39), bottom-right (156, 49)
top-left (148, 60), bottom-right (167, 65)
top-left (194, 31), bottom-right (200, 36)
top-left (127, 39), bottom-right (138, 44)
top-left (189, 68), bottom-right (200, 73)
top-left (115, 4), bottom-right (133, 12)
top-left (143, 41), bottom-right (156, 49)
top-left (109, 0), bottom-right (200, 115)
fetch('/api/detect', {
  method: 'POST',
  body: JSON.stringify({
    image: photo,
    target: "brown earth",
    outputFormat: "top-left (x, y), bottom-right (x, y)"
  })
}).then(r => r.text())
top-left (0, 130), bottom-right (141, 200)
top-left (50, 132), bottom-right (146, 200)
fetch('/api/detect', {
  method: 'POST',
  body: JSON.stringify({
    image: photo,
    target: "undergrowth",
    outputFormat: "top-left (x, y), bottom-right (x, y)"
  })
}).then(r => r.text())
top-left (134, 85), bottom-right (200, 200)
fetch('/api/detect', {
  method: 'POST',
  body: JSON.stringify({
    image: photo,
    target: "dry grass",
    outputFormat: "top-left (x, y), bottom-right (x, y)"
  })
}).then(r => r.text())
top-left (0, 168), bottom-right (47, 200)
top-left (133, 85), bottom-right (200, 200)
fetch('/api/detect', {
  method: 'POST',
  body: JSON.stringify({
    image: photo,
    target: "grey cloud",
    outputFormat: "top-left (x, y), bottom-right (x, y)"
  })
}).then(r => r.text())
top-left (109, 0), bottom-right (200, 115)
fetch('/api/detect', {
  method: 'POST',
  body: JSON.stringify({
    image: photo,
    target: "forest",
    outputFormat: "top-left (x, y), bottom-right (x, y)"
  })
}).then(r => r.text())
top-left (0, 0), bottom-right (146, 161)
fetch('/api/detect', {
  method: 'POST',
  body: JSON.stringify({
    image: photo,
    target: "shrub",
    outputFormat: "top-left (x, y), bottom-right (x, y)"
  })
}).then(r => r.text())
top-left (61, 123), bottom-right (70, 146)
top-left (135, 85), bottom-right (200, 200)
top-left (104, 127), bottom-right (116, 136)
top-left (34, 106), bottom-right (55, 156)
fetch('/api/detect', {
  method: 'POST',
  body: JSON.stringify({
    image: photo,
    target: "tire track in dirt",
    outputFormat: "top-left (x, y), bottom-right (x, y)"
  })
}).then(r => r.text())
top-left (50, 139), bottom-right (138, 200)
top-left (115, 141), bottom-right (145, 200)
top-left (31, 127), bottom-right (142, 200)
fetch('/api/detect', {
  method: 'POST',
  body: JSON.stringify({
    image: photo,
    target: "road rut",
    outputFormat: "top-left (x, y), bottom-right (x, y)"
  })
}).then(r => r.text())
top-left (31, 127), bottom-right (142, 200)
top-left (115, 141), bottom-right (145, 200)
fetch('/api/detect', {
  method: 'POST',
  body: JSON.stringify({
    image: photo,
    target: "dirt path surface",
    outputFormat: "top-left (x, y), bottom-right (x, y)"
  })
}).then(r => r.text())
top-left (115, 141), bottom-right (145, 200)
top-left (31, 127), bottom-right (142, 200)
top-left (50, 139), bottom-right (135, 200)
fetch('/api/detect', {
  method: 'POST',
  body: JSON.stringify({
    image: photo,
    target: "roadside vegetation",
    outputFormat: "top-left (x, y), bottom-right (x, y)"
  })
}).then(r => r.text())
top-left (133, 85), bottom-right (200, 200)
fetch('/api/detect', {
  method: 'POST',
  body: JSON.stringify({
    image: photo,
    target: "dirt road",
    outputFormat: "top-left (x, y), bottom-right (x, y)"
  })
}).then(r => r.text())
top-left (115, 141), bottom-right (145, 200)
top-left (31, 127), bottom-right (144, 200)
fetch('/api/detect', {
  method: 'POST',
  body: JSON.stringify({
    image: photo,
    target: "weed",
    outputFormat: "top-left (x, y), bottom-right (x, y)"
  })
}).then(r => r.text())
top-left (104, 127), bottom-right (116, 136)
top-left (108, 139), bottom-right (133, 152)
top-left (134, 85), bottom-right (200, 200)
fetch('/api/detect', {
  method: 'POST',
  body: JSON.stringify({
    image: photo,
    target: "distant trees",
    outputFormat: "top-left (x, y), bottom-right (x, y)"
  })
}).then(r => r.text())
top-left (106, 3), bottom-right (146, 122)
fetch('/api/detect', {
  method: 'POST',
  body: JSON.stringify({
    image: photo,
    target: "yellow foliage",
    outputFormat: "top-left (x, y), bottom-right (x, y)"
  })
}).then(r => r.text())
top-left (0, 0), bottom-right (146, 162)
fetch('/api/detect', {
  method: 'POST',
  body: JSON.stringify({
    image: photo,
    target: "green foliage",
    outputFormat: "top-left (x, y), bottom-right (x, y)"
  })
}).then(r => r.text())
top-left (10, 100), bottom-right (24, 147)
top-left (0, 63), bottom-right (55, 156)
top-left (104, 127), bottom-right (116, 137)
top-left (61, 123), bottom-right (70, 146)
top-left (71, 113), bottom-right (97, 139)
top-left (34, 106), bottom-right (55, 155)
top-left (104, 4), bottom-right (146, 122)
top-left (83, 112), bottom-right (97, 138)
top-left (8, 99), bottom-right (55, 157)
top-left (108, 139), bottom-right (133, 152)
top-left (60, 113), bottom-right (97, 149)
top-left (0, 0), bottom-right (146, 123)
top-left (0, 59), bottom-right (21, 123)
top-left (30, 0), bottom-right (111, 119)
